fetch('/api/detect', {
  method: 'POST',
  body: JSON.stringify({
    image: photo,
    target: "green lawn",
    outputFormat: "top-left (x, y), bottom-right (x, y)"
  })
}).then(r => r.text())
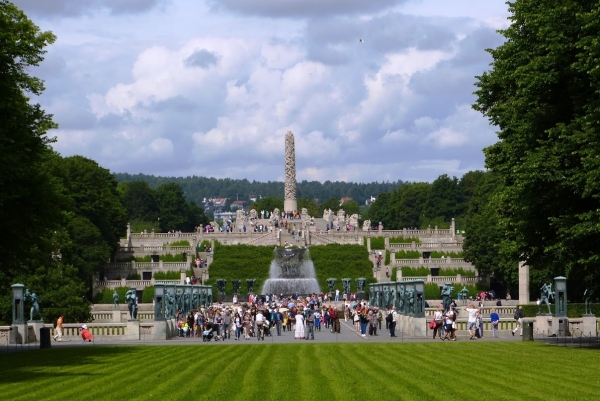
top-left (0, 343), bottom-right (598, 400)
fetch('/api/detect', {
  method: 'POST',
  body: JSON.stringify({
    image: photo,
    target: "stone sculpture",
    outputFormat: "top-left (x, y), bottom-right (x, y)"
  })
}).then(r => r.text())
top-left (164, 290), bottom-right (174, 318)
top-left (326, 278), bottom-right (337, 293)
top-left (232, 280), bottom-right (241, 295)
top-left (284, 131), bottom-right (297, 213)
top-left (362, 219), bottom-right (371, 231)
top-left (584, 289), bottom-right (594, 315)
top-left (323, 208), bottom-right (333, 221)
top-left (246, 279), bottom-right (255, 294)
top-left (441, 283), bottom-right (454, 311)
top-left (249, 209), bottom-right (257, 219)
top-left (113, 290), bottom-right (120, 310)
top-left (125, 288), bottom-right (138, 320)
top-left (199, 289), bottom-right (206, 307)
top-left (406, 287), bottom-right (415, 314)
top-left (356, 278), bottom-right (366, 292)
top-left (216, 279), bottom-right (227, 295)
top-left (538, 283), bottom-right (554, 314)
top-left (348, 214), bottom-right (359, 228)
top-left (398, 285), bottom-right (405, 313)
top-left (342, 278), bottom-right (351, 295)
top-left (25, 289), bottom-right (42, 321)
top-left (270, 208), bottom-right (281, 225)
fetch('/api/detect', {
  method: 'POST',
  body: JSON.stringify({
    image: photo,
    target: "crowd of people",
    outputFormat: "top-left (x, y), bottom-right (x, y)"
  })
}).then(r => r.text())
top-left (430, 302), bottom-right (502, 341)
top-left (172, 291), bottom-right (412, 342)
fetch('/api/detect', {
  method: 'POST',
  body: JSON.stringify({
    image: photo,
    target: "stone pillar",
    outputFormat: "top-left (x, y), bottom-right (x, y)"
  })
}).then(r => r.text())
top-left (384, 234), bottom-right (389, 249)
top-left (126, 320), bottom-right (140, 340)
top-left (284, 131), bottom-right (297, 213)
top-left (582, 316), bottom-right (598, 337)
top-left (451, 218), bottom-right (456, 239)
top-left (518, 261), bottom-right (529, 302)
top-left (366, 236), bottom-right (371, 252)
top-left (112, 309), bottom-right (122, 323)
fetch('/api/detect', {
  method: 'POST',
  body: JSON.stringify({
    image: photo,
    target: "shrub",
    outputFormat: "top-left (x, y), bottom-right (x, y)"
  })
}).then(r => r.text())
top-left (384, 250), bottom-right (391, 266)
top-left (394, 250), bottom-right (421, 259)
top-left (93, 287), bottom-right (129, 304)
top-left (438, 268), bottom-right (476, 277)
top-left (126, 273), bottom-right (141, 280)
top-left (430, 251), bottom-right (464, 258)
top-left (142, 286), bottom-right (155, 303)
top-left (154, 271), bottom-right (182, 280)
top-left (425, 283), bottom-right (441, 300)
top-left (519, 303), bottom-right (600, 318)
top-left (389, 236), bottom-right (421, 244)
top-left (390, 267), bottom-right (397, 281)
top-left (161, 253), bottom-right (186, 262)
top-left (369, 237), bottom-right (385, 250)
top-left (309, 244), bottom-right (375, 294)
top-left (135, 255), bottom-right (152, 262)
top-left (401, 267), bottom-right (430, 277)
top-left (167, 240), bottom-right (190, 247)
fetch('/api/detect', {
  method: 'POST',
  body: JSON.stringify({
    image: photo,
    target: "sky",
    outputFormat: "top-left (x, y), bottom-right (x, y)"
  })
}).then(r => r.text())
top-left (14, 0), bottom-right (511, 183)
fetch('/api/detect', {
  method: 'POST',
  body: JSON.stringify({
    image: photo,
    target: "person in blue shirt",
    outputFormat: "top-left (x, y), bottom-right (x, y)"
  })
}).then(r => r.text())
top-left (490, 309), bottom-right (500, 338)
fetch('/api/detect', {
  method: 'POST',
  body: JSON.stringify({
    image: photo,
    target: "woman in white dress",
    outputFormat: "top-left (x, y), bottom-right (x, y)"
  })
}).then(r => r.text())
top-left (294, 311), bottom-right (305, 339)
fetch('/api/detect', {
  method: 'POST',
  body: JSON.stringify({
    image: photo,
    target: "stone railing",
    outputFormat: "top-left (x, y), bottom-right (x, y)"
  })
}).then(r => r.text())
top-left (400, 275), bottom-right (478, 285)
top-left (95, 278), bottom-right (181, 291)
top-left (389, 242), bottom-right (463, 250)
top-left (392, 257), bottom-right (473, 269)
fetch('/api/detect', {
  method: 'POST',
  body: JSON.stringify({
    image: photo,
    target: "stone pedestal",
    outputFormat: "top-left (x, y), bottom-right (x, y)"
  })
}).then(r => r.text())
top-left (27, 321), bottom-right (44, 343)
top-left (582, 315), bottom-right (597, 337)
top-left (553, 316), bottom-right (570, 336)
top-left (535, 315), bottom-right (552, 336)
top-left (10, 323), bottom-right (28, 344)
top-left (126, 320), bottom-right (140, 340)
top-left (217, 293), bottom-right (225, 302)
top-left (153, 320), bottom-right (168, 340)
top-left (518, 262), bottom-right (529, 302)
top-left (112, 310), bottom-right (122, 323)
top-left (356, 292), bottom-right (366, 301)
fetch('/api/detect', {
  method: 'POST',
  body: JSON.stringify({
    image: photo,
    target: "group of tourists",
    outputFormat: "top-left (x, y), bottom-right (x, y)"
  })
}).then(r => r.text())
top-left (175, 294), bottom-right (346, 341)
top-left (430, 303), bottom-right (502, 341)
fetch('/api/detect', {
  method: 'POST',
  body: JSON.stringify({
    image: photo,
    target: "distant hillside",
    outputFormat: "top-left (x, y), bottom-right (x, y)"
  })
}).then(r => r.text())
top-left (114, 173), bottom-right (403, 206)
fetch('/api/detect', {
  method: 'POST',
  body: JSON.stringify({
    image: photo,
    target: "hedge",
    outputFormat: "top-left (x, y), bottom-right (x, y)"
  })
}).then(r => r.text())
top-left (519, 303), bottom-right (600, 318)
top-left (400, 267), bottom-right (476, 277)
top-left (309, 244), bottom-right (375, 294)
top-left (389, 236), bottom-right (421, 243)
top-left (429, 251), bottom-right (464, 258)
top-left (94, 286), bottom-right (155, 304)
top-left (390, 267), bottom-right (397, 281)
top-left (205, 242), bottom-right (275, 294)
top-left (154, 270), bottom-right (182, 280)
top-left (394, 250), bottom-right (421, 259)
top-left (368, 237), bottom-right (385, 250)
top-left (384, 250), bottom-right (391, 266)
top-left (167, 240), bottom-right (190, 246)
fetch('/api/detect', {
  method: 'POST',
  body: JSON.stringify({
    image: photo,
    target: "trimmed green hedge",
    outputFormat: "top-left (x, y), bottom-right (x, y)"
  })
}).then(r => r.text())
top-left (309, 244), bottom-right (375, 294)
top-left (154, 270), bottom-right (182, 280)
top-left (429, 251), bottom-right (464, 258)
top-left (167, 240), bottom-right (190, 246)
top-left (205, 242), bottom-right (274, 294)
top-left (135, 255), bottom-right (152, 262)
top-left (389, 236), bottom-right (421, 243)
top-left (93, 287), bottom-right (129, 304)
top-left (384, 250), bottom-right (391, 266)
top-left (390, 267), bottom-right (397, 281)
top-left (519, 303), bottom-right (600, 318)
top-left (394, 250), bottom-right (421, 259)
top-left (400, 267), bottom-right (476, 277)
top-left (126, 273), bottom-right (141, 280)
top-left (142, 286), bottom-right (154, 303)
top-left (401, 266), bottom-right (430, 276)
top-left (368, 237), bottom-right (385, 249)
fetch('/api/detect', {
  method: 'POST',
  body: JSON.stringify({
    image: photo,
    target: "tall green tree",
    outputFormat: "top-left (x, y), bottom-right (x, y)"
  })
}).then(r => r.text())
top-left (250, 196), bottom-right (284, 214)
top-left (0, 1), bottom-right (66, 323)
top-left (473, 0), bottom-right (600, 298)
top-left (118, 181), bottom-right (159, 223)
top-left (392, 182), bottom-right (431, 229)
top-left (297, 197), bottom-right (319, 217)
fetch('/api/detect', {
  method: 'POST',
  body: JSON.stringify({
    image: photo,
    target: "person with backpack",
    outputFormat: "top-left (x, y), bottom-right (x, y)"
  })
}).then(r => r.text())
top-left (512, 305), bottom-right (524, 336)
top-left (329, 306), bottom-right (340, 333)
top-left (387, 306), bottom-right (397, 337)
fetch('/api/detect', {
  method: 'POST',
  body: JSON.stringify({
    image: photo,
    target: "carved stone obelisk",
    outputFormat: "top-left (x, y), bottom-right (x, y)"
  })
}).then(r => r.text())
top-left (284, 131), bottom-right (297, 213)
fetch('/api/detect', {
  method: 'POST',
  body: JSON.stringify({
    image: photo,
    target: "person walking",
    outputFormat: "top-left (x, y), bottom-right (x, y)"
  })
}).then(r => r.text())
top-left (512, 305), bottom-right (524, 336)
top-left (442, 307), bottom-right (456, 341)
top-left (388, 306), bottom-right (398, 337)
top-left (53, 314), bottom-right (64, 342)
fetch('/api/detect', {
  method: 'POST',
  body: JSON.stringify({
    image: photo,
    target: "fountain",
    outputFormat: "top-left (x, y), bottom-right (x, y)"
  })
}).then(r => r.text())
top-left (261, 248), bottom-right (320, 295)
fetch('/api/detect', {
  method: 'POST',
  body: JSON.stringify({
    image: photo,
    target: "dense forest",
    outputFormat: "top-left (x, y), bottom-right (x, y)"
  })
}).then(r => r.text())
top-left (114, 173), bottom-right (403, 207)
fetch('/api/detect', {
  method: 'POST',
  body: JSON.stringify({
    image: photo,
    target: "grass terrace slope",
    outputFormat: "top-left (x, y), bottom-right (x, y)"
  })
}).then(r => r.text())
top-left (309, 244), bottom-right (375, 294)
top-left (205, 243), bottom-right (274, 294)
top-left (0, 343), bottom-right (597, 400)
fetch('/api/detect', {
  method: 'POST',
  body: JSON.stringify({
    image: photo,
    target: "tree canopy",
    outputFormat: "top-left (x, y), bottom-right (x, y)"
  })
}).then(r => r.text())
top-left (473, 0), bottom-right (600, 299)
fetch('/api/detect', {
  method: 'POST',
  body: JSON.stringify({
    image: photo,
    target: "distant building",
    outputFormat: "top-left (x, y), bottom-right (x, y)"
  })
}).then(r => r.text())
top-left (365, 196), bottom-right (376, 206)
top-left (249, 194), bottom-right (257, 202)
top-left (230, 200), bottom-right (248, 210)
top-left (340, 197), bottom-right (353, 205)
